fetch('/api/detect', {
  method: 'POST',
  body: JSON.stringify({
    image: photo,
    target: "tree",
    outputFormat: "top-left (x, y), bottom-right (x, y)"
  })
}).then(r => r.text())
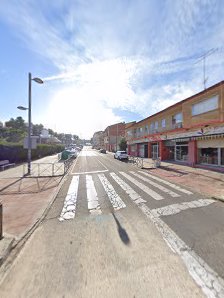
top-left (32, 124), bottom-right (44, 136)
top-left (5, 117), bottom-right (26, 131)
top-left (119, 138), bottom-right (127, 151)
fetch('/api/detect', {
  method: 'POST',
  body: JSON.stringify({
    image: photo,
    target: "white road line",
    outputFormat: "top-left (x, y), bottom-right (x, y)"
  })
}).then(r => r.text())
top-left (151, 199), bottom-right (215, 218)
top-left (130, 171), bottom-right (180, 198)
top-left (86, 175), bottom-right (102, 215)
top-left (120, 172), bottom-right (164, 201)
top-left (110, 172), bottom-right (146, 204)
top-left (98, 174), bottom-right (126, 210)
top-left (138, 171), bottom-right (193, 195)
top-left (96, 158), bottom-right (109, 171)
top-left (128, 198), bottom-right (224, 297)
top-left (59, 176), bottom-right (79, 221)
top-left (73, 170), bottom-right (108, 175)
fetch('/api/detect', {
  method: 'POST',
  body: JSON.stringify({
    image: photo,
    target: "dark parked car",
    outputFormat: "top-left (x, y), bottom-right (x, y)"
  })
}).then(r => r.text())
top-left (99, 149), bottom-right (106, 153)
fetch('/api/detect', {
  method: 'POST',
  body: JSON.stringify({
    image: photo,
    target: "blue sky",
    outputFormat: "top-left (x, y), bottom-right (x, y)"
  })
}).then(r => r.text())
top-left (1, 0), bottom-right (224, 139)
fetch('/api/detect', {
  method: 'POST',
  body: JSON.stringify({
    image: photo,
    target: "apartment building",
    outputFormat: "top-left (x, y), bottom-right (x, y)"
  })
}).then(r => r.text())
top-left (104, 122), bottom-right (125, 152)
top-left (126, 80), bottom-right (224, 170)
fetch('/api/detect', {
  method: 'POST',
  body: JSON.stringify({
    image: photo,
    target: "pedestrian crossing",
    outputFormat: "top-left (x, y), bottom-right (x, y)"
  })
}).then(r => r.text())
top-left (58, 170), bottom-right (214, 221)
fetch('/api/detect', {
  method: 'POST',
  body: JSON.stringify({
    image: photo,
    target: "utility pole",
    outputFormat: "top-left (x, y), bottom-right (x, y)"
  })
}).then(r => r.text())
top-left (195, 48), bottom-right (216, 90)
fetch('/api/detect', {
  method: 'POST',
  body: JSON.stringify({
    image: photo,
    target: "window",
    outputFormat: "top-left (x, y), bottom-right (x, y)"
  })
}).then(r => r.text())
top-left (172, 113), bottom-right (182, 128)
top-left (154, 121), bottom-right (158, 129)
top-left (161, 119), bottom-right (166, 128)
top-left (150, 123), bottom-right (154, 132)
top-left (192, 95), bottom-right (218, 116)
top-left (145, 125), bottom-right (149, 134)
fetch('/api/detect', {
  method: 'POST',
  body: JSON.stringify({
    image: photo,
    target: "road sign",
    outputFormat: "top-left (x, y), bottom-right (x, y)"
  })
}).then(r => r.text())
top-left (23, 137), bottom-right (37, 149)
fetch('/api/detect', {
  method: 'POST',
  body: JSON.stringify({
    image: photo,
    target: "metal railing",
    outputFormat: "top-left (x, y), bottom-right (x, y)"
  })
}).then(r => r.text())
top-left (23, 159), bottom-right (74, 177)
top-left (128, 156), bottom-right (161, 169)
top-left (128, 156), bottom-right (143, 168)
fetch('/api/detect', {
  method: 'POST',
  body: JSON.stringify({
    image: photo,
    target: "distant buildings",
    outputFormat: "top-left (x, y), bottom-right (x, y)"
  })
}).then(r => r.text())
top-left (92, 131), bottom-right (104, 149)
top-left (104, 122), bottom-right (125, 152)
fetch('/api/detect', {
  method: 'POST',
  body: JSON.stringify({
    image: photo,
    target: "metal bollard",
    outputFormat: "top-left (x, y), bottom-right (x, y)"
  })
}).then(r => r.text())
top-left (0, 203), bottom-right (2, 240)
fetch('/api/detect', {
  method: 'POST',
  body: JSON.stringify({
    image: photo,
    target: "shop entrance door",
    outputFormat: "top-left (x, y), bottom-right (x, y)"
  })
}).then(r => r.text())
top-left (175, 142), bottom-right (188, 161)
top-left (152, 143), bottom-right (159, 159)
top-left (144, 144), bottom-right (148, 158)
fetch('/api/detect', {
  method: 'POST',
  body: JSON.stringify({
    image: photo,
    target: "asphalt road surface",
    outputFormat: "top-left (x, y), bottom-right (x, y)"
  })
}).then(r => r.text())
top-left (0, 147), bottom-right (224, 297)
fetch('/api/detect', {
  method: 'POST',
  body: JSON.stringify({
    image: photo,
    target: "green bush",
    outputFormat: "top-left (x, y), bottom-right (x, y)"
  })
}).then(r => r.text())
top-left (0, 142), bottom-right (65, 163)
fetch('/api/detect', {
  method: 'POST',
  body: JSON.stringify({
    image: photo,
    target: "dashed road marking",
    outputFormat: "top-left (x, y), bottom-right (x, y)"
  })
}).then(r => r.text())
top-left (120, 172), bottom-right (164, 200)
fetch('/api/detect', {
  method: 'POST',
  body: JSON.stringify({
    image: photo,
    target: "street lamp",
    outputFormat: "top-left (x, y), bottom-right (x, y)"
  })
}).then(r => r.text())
top-left (17, 73), bottom-right (43, 175)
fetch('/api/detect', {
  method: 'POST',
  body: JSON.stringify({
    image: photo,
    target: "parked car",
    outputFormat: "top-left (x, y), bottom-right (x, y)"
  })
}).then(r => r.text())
top-left (99, 149), bottom-right (106, 153)
top-left (114, 151), bottom-right (128, 160)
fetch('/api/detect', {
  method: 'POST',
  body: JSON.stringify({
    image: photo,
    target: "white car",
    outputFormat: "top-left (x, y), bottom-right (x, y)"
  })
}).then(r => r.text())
top-left (114, 151), bottom-right (128, 160)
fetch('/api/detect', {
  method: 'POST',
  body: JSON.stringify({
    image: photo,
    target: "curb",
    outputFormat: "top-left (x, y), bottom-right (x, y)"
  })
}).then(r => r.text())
top-left (0, 160), bottom-right (75, 271)
top-left (212, 196), bottom-right (224, 203)
top-left (0, 237), bottom-right (14, 266)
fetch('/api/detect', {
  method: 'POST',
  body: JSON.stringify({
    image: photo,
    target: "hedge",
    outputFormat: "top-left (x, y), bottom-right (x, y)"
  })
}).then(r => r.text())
top-left (0, 142), bottom-right (65, 163)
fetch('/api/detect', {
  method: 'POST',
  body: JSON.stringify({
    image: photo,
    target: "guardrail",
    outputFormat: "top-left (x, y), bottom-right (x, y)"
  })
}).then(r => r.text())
top-left (128, 156), bottom-right (143, 168)
top-left (128, 156), bottom-right (161, 169)
top-left (23, 158), bottom-right (74, 177)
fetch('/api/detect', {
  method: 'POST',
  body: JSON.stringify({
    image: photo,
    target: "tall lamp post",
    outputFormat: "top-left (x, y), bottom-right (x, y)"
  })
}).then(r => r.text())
top-left (17, 73), bottom-right (43, 175)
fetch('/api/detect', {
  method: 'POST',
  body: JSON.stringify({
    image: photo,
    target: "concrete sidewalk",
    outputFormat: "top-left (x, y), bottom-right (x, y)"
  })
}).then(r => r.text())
top-left (0, 154), bottom-right (223, 266)
top-left (141, 158), bottom-right (224, 201)
top-left (0, 155), bottom-right (67, 265)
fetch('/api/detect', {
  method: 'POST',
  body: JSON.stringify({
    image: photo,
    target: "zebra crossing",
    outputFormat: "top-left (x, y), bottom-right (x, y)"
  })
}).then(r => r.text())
top-left (59, 170), bottom-right (215, 221)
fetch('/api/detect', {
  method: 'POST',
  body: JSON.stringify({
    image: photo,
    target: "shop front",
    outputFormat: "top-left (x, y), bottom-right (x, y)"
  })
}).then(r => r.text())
top-left (163, 139), bottom-right (189, 162)
top-left (197, 138), bottom-right (224, 167)
top-left (139, 143), bottom-right (149, 158)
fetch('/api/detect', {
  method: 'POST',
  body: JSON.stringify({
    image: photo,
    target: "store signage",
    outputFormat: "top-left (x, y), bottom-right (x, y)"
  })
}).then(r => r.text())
top-left (127, 125), bottom-right (224, 145)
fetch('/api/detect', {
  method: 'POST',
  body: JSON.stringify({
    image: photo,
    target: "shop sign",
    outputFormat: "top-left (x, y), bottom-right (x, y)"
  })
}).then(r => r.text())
top-left (127, 125), bottom-right (224, 144)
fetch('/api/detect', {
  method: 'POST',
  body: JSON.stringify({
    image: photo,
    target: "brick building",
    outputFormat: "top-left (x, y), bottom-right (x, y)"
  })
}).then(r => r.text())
top-left (126, 81), bottom-right (224, 171)
top-left (104, 122), bottom-right (125, 152)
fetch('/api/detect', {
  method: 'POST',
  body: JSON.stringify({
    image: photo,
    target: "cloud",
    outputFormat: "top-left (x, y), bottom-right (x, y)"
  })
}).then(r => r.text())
top-left (1, 0), bottom-right (224, 138)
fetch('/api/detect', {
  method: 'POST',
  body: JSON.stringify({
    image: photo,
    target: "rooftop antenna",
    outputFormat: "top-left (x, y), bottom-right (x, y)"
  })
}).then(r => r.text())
top-left (194, 48), bottom-right (217, 90)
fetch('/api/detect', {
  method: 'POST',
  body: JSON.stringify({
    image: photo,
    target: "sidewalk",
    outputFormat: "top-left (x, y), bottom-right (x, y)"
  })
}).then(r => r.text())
top-left (0, 155), bottom-right (67, 265)
top-left (0, 155), bottom-right (223, 266)
top-left (141, 158), bottom-right (224, 201)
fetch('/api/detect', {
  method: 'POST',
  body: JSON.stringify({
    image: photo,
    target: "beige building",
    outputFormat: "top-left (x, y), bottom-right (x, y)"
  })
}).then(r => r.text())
top-left (126, 80), bottom-right (224, 171)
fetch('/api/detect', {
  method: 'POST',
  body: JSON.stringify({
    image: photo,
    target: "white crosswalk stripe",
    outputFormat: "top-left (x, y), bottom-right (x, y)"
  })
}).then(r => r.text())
top-left (150, 199), bottom-right (215, 218)
top-left (130, 171), bottom-right (180, 198)
top-left (59, 171), bottom-right (208, 221)
top-left (86, 175), bottom-right (102, 215)
top-left (138, 171), bottom-right (193, 195)
top-left (59, 175), bottom-right (79, 221)
top-left (110, 172), bottom-right (146, 204)
top-left (120, 172), bottom-right (164, 200)
top-left (98, 173), bottom-right (126, 210)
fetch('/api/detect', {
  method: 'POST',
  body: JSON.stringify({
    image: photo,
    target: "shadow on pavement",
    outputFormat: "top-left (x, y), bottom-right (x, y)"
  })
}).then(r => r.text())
top-left (112, 213), bottom-right (130, 245)
top-left (0, 176), bottom-right (63, 195)
top-left (158, 166), bottom-right (188, 176)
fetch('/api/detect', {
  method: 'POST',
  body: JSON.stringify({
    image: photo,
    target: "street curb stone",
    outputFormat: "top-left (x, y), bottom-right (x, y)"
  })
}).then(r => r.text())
top-left (0, 238), bottom-right (14, 266)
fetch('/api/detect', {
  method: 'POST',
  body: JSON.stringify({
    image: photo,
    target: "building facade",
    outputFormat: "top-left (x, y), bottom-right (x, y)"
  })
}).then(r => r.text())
top-left (104, 122), bottom-right (125, 152)
top-left (92, 131), bottom-right (104, 149)
top-left (126, 81), bottom-right (224, 171)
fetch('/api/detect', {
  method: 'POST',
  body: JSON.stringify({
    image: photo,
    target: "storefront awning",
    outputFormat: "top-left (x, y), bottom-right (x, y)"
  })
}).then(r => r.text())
top-left (191, 133), bottom-right (224, 141)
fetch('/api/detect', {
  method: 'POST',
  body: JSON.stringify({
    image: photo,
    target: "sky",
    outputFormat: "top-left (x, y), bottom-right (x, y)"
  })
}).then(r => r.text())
top-left (0, 0), bottom-right (224, 139)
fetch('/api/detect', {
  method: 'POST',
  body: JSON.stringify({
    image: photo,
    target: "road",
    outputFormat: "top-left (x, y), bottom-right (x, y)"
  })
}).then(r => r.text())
top-left (0, 147), bottom-right (224, 297)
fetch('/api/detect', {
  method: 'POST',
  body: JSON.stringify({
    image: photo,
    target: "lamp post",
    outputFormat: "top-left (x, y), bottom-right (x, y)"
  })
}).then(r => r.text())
top-left (17, 73), bottom-right (43, 175)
